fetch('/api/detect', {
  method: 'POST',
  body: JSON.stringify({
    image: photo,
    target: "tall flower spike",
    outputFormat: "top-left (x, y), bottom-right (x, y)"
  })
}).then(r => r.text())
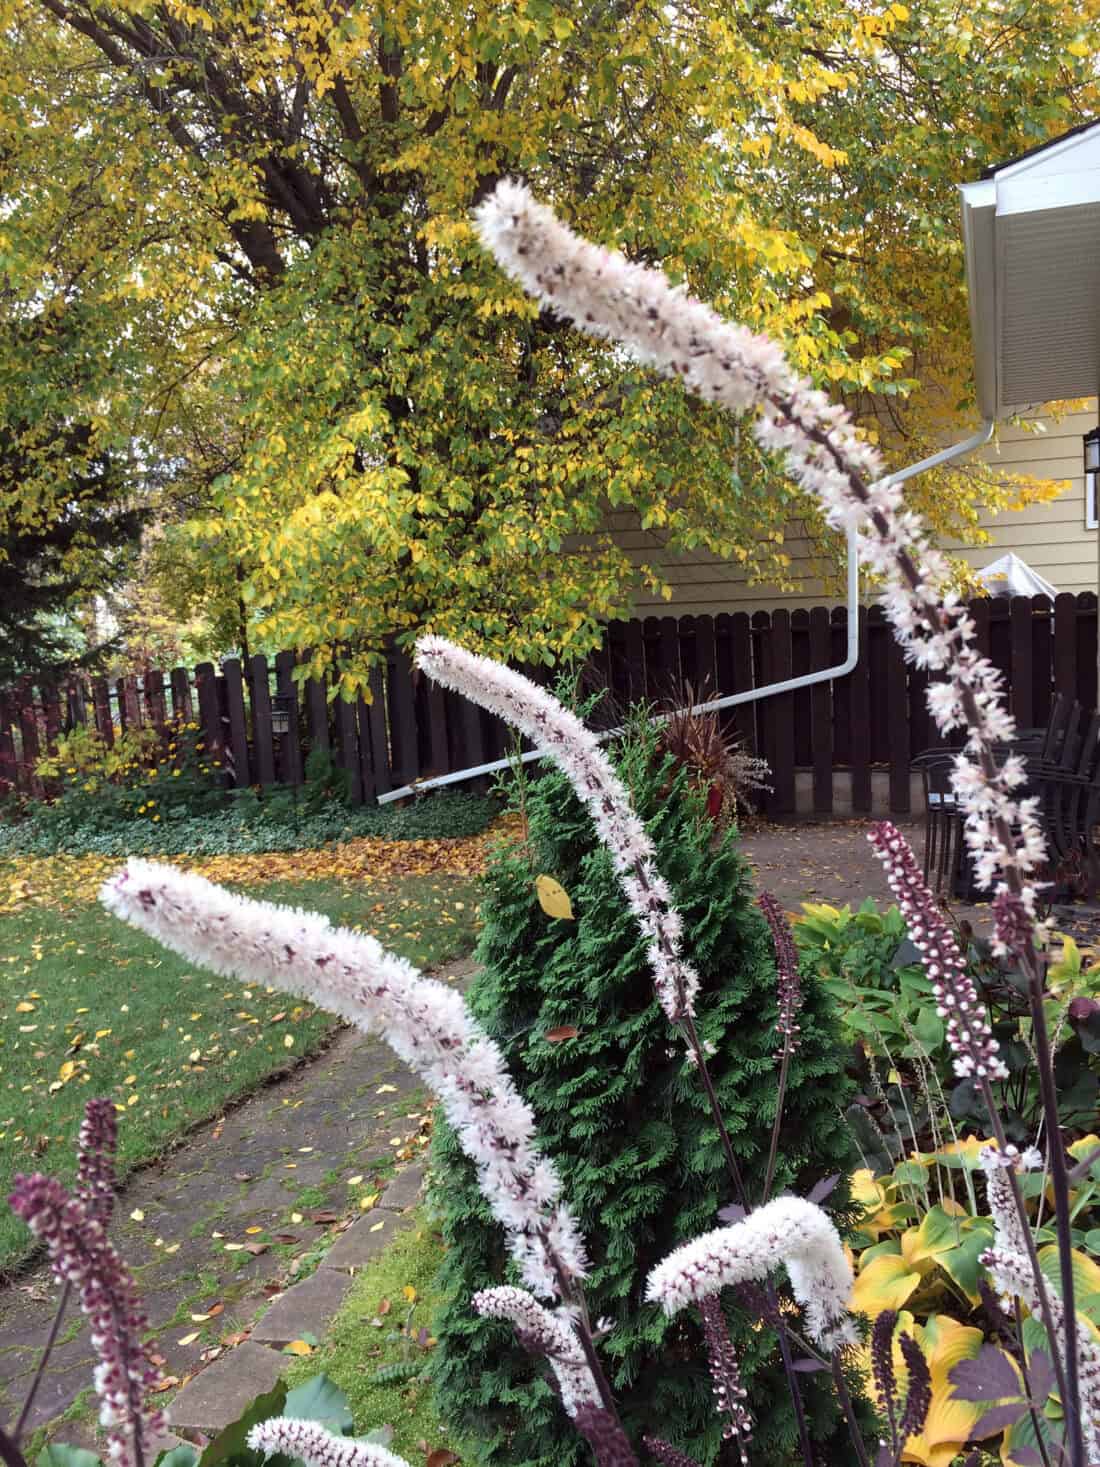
top-left (472, 1285), bottom-right (601, 1416)
top-left (247, 1419), bottom-right (412, 1467)
top-left (475, 181), bottom-right (1047, 925)
top-left (414, 635), bottom-right (700, 1023)
top-left (979, 1145), bottom-right (1040, 1258)
top-left (77, 1098), bottom-right (119, 1226)
top-left (643, 1438), bottom-right (705, 1467)
top-left (981, 1246), bottom-right (1100, 1466)
top-left (571, 1406), bottom-right (640, 1467)
top-left (867, 822), bottom-right (1007, 1081)
top-left (101, 860), bottom-right (586, 1299)
top-left (897, 1332), bottom-right (932, 1445)
top-left (9, 1173), bottom-right (163, 1463)
top-left (757, 892), bottom-right (801, 1048)
top-left (870, 1309), bottom-right (900, 1453)
top-left (645, 1196), bottom-right (856, 1351)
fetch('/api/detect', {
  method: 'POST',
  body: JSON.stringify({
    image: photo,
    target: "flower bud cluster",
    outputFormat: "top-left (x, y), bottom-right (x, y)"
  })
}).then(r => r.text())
top-left (247, 1418), bottom-right (411, 1467)
top-left (867, 822), bottom-right (1007, 1080)
top-left (645, 1196), bottom-right (855, 1351)
top-left (699, 1296), bottom-right (751, 1460)
top-left (76, 1097), bottom-right (118, 1226)
top-left (757, 892), bottom-right (801, 1049)
top-left (471, 1285), bottom-right (600, 1416)
top-left (9, 1173), bottom-right (162, 1462)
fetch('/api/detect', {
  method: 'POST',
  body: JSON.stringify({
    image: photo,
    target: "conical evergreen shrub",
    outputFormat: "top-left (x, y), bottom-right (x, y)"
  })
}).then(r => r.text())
top-left (428, 722), bottom-right (857, 1466)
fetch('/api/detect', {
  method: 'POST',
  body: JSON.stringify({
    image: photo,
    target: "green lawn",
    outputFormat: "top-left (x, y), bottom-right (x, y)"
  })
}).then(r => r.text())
top-left (0, 872), bottom-right (480, 1270)
top-left (285, 1215), bottom-right (461, 1463)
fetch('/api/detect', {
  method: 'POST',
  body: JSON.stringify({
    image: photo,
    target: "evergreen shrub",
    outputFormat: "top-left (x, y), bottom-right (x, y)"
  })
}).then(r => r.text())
top-left (428, 721), bottom-right (858, 1466)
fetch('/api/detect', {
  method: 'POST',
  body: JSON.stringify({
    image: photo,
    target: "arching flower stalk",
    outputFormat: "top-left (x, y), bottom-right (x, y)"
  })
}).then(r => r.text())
top-left (414, 635), bottom-right (747, 1206)
top-left (101, 861), bottom-right (584, 1300)
top-left (101, 861), bottom-right (628, 1451)
top-left (646, 1196), bottom-right (856, 1353)
top-left (247, 1419), bottom-right (412, 1467)
top-left (474, 179), bottom-right (1087, 1464)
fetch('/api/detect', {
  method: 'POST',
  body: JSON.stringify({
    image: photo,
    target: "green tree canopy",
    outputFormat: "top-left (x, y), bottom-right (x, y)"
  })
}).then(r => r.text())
top-left (1, 0), bottom-right (1096, 686)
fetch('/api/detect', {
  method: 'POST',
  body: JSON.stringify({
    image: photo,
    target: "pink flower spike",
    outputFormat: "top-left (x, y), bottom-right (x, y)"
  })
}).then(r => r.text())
top-left (867, 822), bottom-right (1007, 1081)
top-left (9, 1173), bottom-right (163, 1463)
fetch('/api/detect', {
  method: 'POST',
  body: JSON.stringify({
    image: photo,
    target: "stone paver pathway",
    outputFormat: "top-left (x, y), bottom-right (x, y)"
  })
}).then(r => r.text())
top-left (0, 958), bottom-right (476, 1453)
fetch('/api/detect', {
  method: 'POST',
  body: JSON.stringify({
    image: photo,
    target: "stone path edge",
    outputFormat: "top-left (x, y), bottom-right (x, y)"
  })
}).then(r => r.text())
top-left (167, 1159), bottom-right (426, 1438)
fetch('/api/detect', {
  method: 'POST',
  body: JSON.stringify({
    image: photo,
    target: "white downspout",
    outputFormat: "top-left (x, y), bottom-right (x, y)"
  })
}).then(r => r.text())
top-left (377, 421), bottom-right (995, 805)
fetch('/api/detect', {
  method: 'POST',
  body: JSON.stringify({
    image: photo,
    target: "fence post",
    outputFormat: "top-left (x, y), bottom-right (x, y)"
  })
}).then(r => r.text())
top-left (886, 629), bottom-right (911, 814)
top-left (169, 667), bottom-right (193, 723)
top-left (335, 687), bottom-right (362, 804)
top-left (387, 645), bottom-right (419, 788)
top-left (195, 663), bottom-right (224, 779)
top-left (91, 678), bottom-right (114, 745)
top-left (1010, 595), bottom-right (1034, 727)
top-left (769, 608), bottom-right (795, 814)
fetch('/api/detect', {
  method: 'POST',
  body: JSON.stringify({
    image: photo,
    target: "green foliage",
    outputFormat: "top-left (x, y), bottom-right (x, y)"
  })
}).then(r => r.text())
top-left (795, 899), bottom-right (1100, 1156)
top-left (429, 725), bottom-right (858, 1466)
top-left (4, 0), bottom-right (1091, 677)
top-left (0, 784), bottom-right (500, 856)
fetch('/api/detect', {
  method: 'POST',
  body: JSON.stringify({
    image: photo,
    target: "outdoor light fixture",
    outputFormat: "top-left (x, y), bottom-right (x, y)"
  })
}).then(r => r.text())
top-left (1086, 427), bottom-right (1100, 531)
top-left (270, 694), bottom-right (293, 737)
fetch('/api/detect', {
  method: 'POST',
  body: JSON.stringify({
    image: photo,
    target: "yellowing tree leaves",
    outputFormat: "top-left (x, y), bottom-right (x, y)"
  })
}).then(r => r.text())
top-left (535, 875), bottom-right (574, 922)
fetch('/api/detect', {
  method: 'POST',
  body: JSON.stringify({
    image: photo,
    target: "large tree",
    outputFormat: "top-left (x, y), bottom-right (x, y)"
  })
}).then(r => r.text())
top-left (1, 0), bottom-right (1096, 686)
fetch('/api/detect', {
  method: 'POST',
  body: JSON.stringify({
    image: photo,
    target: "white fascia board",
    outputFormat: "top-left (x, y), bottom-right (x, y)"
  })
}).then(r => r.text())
top-left (996, 167), bottom-right (1100, 217)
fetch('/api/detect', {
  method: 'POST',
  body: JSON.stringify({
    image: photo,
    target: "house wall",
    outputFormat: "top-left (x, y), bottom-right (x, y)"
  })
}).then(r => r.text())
top-left (603, 402), bottom-right (1098, 614)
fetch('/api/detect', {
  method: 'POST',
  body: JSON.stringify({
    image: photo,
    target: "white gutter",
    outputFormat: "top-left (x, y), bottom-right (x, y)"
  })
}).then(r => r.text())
top-left (377, 421), bottom-right (996, 805)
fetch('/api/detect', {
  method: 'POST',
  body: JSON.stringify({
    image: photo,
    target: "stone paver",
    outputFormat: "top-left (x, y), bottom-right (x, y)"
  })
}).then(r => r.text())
top-left (319, 1210), bottom-right (407, 1273)
top-left (167, 1343), bottom-right (287, 1434)
top-left (249, 1267), bottom-right (354, 1347)
top-left (376, 1159), bottom-right (425, 1214)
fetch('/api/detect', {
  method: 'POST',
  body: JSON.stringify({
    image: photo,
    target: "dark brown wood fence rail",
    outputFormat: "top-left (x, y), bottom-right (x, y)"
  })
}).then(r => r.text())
top-left (2, 593), bottom-right (1097, 816)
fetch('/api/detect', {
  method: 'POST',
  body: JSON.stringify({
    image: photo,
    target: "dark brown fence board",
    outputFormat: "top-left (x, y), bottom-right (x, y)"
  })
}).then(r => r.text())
top-left (694, 614), bottom-right (717, 697)
top-left (1031, 596), bottom-right (1052, 727)
top-left (18, 690), bottom-right (40, 795)
top-left (850, 609), bottom-right (872, 813)
top-left (752, 612), bottom-right (775, 807)
top-left (1010, 596), bottom-right (1034, 727)
top-left (729, 612), bottom-right (755, 751)
top-left (248, 656), bottom-right (275, 785)
top-left (195, 664), bottom-right (224, 778)
top-left (0, 694), bottom-right (16, 792)
top-left (830, 607), bottom-right (851, 766)
top-left (1080, 594), bottom-right (1098, 713)
top-left (366, 665), bottom-right (392, 795)
top-left (868, 610), bottom-right (890, 765)
top-left (887, 631), bottom-right (911, 813)
top-left (1054, 593), bottom-right (1077, 700)
top-left (92, 678), bottom-right (114, 744)
top-left (356, 694), bottom-right (376, 802)
top-left (677, 615), bottom-right (699, 692)
top-left (424, 679), bottom-right (450, 778)
top-left (659, 615), bottom-right (680, 697)
top-left (144, 668), bottom-right (166, 729)
top-left (790, 610), bottom-right (812, 769)
top-left (305, 673), bottom-right (330, 758)
top-left (387, 647), bottom-right (418, 786)
top-left (66, 680), bottom-right (87, 729)
top-left (335, 691), bottom-right (362, 804)
top-left (274, 651), bottom-right (303, 786)
top-left (221, 659), bottom-right (252, 788)
top-left (42, 685), bottom-right (61, 752)
top-left (169, 667), bottom-right (192, 722)
top-left (769, 609), bottom-right (796, 813)
top-left (809, 607), bottom-right (832, 813)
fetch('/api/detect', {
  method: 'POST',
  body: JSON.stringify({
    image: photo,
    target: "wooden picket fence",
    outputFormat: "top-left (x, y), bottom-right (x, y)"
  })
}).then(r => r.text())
top-left (2, 592), bottom-right (1097, 816)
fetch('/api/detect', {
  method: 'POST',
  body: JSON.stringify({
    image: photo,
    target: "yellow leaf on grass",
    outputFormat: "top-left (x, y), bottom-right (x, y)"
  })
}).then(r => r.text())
top-left (284, 1340), bottom-right (313, 1356)
top-left (535, 874), bottom-right (574, 921)
top-left (15, 1002), bottom-right (34, 1013)
top-left (850, 1253), bottom-right (921, 1317)
top-left (178, 1332), bottom-right (200, 1346)
top-left (130, 1209), bottom-right (145, 1222)
top-left (403, 1285), bottom-right (417, 1302)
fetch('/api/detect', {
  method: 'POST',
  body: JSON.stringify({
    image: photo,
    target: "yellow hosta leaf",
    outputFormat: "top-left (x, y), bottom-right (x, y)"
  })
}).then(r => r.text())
top-left (535, 874), bottom-right (574, 921)
top-left (1038, 1243), bottom-right (1100, 1303)
top-left (850, 1253), bottom-right (921, 1317)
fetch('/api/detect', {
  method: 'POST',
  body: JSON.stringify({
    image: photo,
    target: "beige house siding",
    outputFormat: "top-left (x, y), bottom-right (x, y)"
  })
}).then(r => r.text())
top-left (604, 403), bottom-right (1097, 615)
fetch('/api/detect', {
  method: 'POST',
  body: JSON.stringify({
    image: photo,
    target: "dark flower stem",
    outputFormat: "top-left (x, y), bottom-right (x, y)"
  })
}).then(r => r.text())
top-left (831, 1353), bottom-right (871, 1467)
top-left (0, 1431), bottom-right (27, 1467)
top-left (762, 1039), bottom-right (793, 1205)
top-left (11, 1281), bottom-right (70, 1443)
top-left (679, 1015), bottom-right (814, 1467)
